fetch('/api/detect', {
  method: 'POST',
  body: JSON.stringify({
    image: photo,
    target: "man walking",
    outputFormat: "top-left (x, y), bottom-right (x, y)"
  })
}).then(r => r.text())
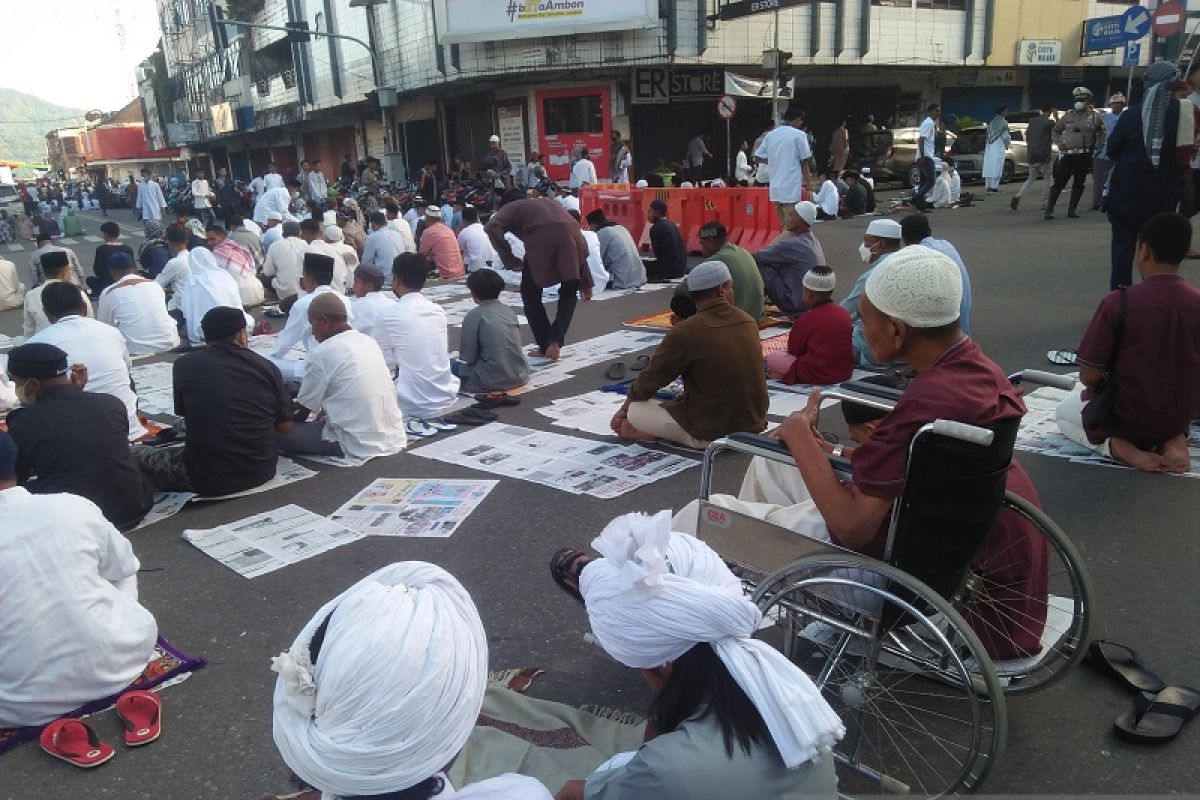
top-left (982, 106), bottom-right (1010, 193)
top-left (755, 110), bottom-right (813, 228)
top-left (1011, 105), bottom-right (1056, 212)
top-left (485, 195), bottom-right (593, 361)
top-left (135, 169), bottom-right (166, 222)
top-left (1046, 87), bottom-right (1106, 220)
top-left (1092, 93), bottom-right (1125, 211)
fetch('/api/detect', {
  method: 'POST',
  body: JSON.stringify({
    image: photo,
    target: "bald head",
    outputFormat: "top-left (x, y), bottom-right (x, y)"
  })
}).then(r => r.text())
top-left (307, 293), bottom-right (350, 343)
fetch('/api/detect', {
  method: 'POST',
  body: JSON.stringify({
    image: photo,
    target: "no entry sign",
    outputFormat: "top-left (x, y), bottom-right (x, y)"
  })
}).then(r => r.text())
top-left (1154, 1), bottom-right (1186, 38)
top-left (717, 94), bottom-right (738, 120)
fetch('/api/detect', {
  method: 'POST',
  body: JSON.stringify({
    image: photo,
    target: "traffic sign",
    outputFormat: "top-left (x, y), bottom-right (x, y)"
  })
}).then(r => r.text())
top-left (1153, 1), bottom-right (1186, 38)
top-left (1124, 41), bottom-right (1141, 67)
top-left (1120, 5), bottom-right (1152, 40)
top-left (717, 94), bottom-right (738, 120)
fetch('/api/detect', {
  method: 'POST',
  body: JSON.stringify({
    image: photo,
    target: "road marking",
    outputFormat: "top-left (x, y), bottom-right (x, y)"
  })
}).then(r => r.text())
top-left (6, 243), bottom-right (24, 252)
top-left (58, 237), bottom-right (78, 245)
top-left (82, 235), bottom-right (103, 242)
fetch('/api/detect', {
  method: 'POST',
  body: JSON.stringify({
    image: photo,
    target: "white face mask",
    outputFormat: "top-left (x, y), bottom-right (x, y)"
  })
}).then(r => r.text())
top-left (858, 243), bottom-right (874, 263)
top-left (1074, 101), bottom-right (1086, 111)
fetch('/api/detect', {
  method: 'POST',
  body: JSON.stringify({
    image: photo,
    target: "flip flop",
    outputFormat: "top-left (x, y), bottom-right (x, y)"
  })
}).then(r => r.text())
top-left (443, 407), bottom-right (498, 426)
top-left (1046, 349), bottom-right (1078, 366)
top-left (115, 690), bottom-right (161, 747)
top-left (1114, 686), bottom-right (1200, 743)
top-left (473, 392), bottom-right (520, 408)
top-left (550, 548), bottom-right (589, 606)
top-left (605, 362), bottom-right (627, 381)
top-left (1086, 640), bottom-right (1167, 694)
top-left (425, 419), bottom-right (458, 432)
top-left (405, 419), bottom-right (439, 438)
top-left (631, 354), bottom-right (650, 371)
top-left (39, 719), bottom-right (115, 768)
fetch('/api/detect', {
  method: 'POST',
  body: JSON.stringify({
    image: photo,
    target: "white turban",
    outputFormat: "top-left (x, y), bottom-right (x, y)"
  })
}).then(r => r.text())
top-left (581, 511), bottom-right (845, 768)
top-left (324, 225), bottom-right (344, 244)
top-left (865, 244), bottom-right (962, 328)
top-left (271, 563), bottom-right (488, 797)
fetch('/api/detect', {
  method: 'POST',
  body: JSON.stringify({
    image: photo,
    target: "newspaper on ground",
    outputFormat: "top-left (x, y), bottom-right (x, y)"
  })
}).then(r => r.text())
top-left (536, 391), bottom-right (626, 437)
top-left (130, 361), bottom-right (177, 416)
top-left (330, 478), bottom-right (498, 537)
top-left (411, 423), bottom-right (697, 498)
top-left (182, 504), bottom-right (363, 578)
top-left (509, 330), bottom-right (666, 395)
top-left (189, 457), bottom-right (317, 500)
top-left (132, 491), bottom-right (196, 531)
top-left (246, 332), bottom-right (306, 361)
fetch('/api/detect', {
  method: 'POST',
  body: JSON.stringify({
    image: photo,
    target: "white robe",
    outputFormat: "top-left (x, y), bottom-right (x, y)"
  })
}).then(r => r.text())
top-left (181, 249), bottom-right (252, 344)
top-left (0, 488), bottom-right (157, 727)
top-left (135, 180), bottom-right (167, 221)
top-left (982, 128), bottom-right (1009, 181)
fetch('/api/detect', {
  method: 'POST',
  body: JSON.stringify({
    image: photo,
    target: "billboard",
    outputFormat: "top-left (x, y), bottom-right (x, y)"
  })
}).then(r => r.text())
top-left (433, 0), bottom-right (658, 45)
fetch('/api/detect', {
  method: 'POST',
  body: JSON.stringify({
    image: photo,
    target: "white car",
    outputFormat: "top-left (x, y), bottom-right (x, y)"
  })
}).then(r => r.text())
top-left (0, 184), bottom-right (21, 214)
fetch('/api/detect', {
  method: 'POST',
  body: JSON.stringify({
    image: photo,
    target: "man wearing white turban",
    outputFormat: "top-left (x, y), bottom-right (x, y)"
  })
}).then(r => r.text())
top-left (550, 512), bottom-right (841, 800)
top-left (180, 248), bottom-right (252, 346)
top-left (272, 562), bottom-right (552, 800)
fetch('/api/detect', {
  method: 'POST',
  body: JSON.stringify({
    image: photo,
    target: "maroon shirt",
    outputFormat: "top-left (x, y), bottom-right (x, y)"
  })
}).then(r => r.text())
top-left (1076, 273), bottom-right (1200, 447)
top-left (781, 300), bottom-right (855, 385)
top-left (846, 338), bottom-right (1048, 658)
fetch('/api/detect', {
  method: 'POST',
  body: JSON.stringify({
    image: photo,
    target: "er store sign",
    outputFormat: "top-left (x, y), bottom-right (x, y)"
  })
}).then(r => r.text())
top-left (1017, 39), bottom-right (1063, 67)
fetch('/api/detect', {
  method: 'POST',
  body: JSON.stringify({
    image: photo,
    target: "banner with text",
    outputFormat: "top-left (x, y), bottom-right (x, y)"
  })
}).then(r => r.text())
top-left (434, 0), bottom-right (658, 44)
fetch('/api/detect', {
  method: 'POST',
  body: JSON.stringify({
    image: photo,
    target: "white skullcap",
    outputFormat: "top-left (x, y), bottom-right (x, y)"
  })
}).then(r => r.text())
top-left (635, 179), bottom-right (649, 188)
top-left (680, 181), bottom-right (695, 189)
top-left (865, 244), bottom-right (962, 327)
top-left (323, 210), bottom-right (338, 227)
top-left (425, 205), bottom-right (442, 217)
top-left (802, 267), bottom-right (835, 292)
top-left (581, 512), bottom-right (845, 768)
top-left (323, 225), bottom-right (344, 243)
top-left (686, 260), bottom-right (732, 291)
top-left (865, 218), bottom-right (902, 239)
top-left (271, 562), bottom-right (488, 797)
top-left (793, 200), bottom-right (817, 225)
top-left (266, 211), bottom-right (283, 222)
top-left (489, 134), bottom-right (501, 143)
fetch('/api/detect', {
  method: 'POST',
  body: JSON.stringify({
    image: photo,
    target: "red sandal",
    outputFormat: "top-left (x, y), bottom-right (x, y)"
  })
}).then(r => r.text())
top-left (39, 718), bottom-right (115, 768)
top-left (115, 690), bottom-right (162, 746)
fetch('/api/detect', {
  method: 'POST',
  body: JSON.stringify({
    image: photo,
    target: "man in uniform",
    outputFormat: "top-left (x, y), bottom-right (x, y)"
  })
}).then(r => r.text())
top-left (1045, 87), bottom-right (1106, 220)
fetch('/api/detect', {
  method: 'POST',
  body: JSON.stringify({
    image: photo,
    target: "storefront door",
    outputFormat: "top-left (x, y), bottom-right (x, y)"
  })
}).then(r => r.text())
top-left (535, 86), bottom-right (611, 183)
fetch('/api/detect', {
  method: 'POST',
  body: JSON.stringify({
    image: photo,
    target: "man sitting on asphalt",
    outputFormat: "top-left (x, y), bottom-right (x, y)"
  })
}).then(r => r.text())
top-left (88, 220), bottom-right (136, 296)
top-left (457, 206), bottom-right (498, 273)
top-left (28, 282), bottom-right (147, 441)
top-left (371, 253), bottom-right (460, 433)
top-left (21, 250), bottom-right (92, 338)
top-left (361, 211), bottom-right (410, 275)
top-left (132, 307), bottom-right (293, 496)
top-left (644, 199), bottom-right (688, 282)
top-left (1056, 211), bottom-right (1200, 473)
top-left (843, 170), bottom-right (874, 217)
top-left (207, 223), bottom-right (265, 308)
top-left (348, 262), bottom-right (396, 336)
top-left (262, 220), bottom-right (308, 304)
top-left (29, 232), bottom-right (84, 288)
top-left (842, 218), bottom-right (904, 366)
top-left (300, 218), bottom-right (349, 293)
top-left (270, 254), bottom-right (354, 383)
top-left (900, 214), bottom-right (972, 336)
top-left (585, 208), bottom-right (646, 290)
top-left (384, 200), bottom-right (418, 253)
top-left (179, 247), bottom-right (251, 348)
top-left (5, 343), bottom-right (153, 531)
top-left (675, 221), bottom-right (764, 322)
top-left (277, 293), bottom-right (406, 462)
top-left (96, 250), bottom-right (180, 355)
top-left (755, 200), bottom-right (826, 317)
top-left (0, 430), bottom-right (158, 729)
top-left (260, 211), bottom-right (285, 252)
top-left (418, 205), bottom-right (466, 280)
top-left (324, 225), bottom-right (358, 293)
top-left (611, 260), bottom-right (768, 449)
top-left (227, 214), bottom-right (264, 269)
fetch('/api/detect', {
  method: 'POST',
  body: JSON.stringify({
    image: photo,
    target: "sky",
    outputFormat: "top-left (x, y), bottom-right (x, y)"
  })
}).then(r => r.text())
top-left (1, 0), bottom-right (162, 113)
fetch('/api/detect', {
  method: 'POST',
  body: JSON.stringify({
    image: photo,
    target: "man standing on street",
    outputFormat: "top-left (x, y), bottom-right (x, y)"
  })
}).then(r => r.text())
top-left (485, 194), bottom-right (593, 361)
top-left (306, 159), bottom-right (329, 209)
top-left (982, 106), bottom-right (1010, 193)
top-left (191, 169), bottom-right (215, 226)
top-left (610, 130), bottom-right (631, 183)
top-left (135, 168), bottom-right (166, 222)
top-left (1011, 104), bottom-right (1056, 212)
top-left (686, 133), bottom-right (712, 182)
top-left (569, 148), bottom-right (598, 190)
top-left (755, 110), bottom-right (813, 228)
top-left (1046, 87), bottom-right (1106, 220)
top-left (1091, 93), bottom-right (1125, 211)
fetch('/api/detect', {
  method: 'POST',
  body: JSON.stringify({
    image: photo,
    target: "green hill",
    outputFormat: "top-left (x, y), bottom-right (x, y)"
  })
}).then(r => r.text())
top-left (0, 87), bottom-right (87, 163)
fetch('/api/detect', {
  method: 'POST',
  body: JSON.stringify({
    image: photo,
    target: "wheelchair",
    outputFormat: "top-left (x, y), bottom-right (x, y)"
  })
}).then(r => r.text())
top-left (693, 370), bottom-right (1093, 797)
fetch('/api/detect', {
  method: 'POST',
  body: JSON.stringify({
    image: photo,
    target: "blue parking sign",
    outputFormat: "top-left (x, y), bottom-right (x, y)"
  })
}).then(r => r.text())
top-left (1124, 42), bottom-right (1141, 67)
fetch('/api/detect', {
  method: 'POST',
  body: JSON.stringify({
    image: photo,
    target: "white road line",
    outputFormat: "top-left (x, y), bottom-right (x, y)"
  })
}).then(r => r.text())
top-left (58, 237), bottom-right (78, 245)
top-left (5, 243), bottom-right (24, 252)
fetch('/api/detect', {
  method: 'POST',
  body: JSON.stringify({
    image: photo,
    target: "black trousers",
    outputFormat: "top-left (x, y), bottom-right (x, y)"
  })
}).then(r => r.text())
top-left (912, 156), bottom-right (935, 210)
top-left (520, 269), bottom-right (580, 352)
top-left (1108, 212), bottom-right (1138, 290)
top-left (1046, 154), bottom-right (1091, 213)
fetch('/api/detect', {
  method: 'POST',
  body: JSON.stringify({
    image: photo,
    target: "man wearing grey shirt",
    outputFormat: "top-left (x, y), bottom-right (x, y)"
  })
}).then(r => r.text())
top-left (585, 209), bottom-right (645, 290)
top-left (454, 269), bottom-right (529, 392)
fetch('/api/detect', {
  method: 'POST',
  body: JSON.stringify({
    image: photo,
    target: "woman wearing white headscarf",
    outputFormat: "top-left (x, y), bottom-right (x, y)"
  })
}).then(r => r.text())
top-left (550, 512), bottom-right (841, 800)
top-left (1106, 60), bottom-right (1187, 290)
top-left (272, 562), bottom-right (552, 800)
top-left (180, 248), bottom-right (251, 345)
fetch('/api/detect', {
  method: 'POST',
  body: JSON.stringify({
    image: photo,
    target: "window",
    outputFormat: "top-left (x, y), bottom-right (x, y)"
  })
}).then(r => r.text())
top-left (1010, 130), bottom-right (1024, 143)
top-left (871, 0), bottom-right (911, 7)
top-left (915, 0), bottom-right (967, 9)
top-left (543, 95), bottom-right (603, 135)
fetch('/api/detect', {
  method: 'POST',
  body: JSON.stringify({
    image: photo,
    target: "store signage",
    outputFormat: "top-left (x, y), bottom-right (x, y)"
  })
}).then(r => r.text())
top-left (632, 67), bottom-right (726, 104)
top-left (1017, 39), bottom-right (1062, 67)
top-left (433, 0), bottom-right (657, 44)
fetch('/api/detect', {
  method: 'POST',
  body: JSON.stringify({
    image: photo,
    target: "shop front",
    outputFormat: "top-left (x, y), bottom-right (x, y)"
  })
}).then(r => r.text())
top-left (534, 86), bottom-right (612, 183)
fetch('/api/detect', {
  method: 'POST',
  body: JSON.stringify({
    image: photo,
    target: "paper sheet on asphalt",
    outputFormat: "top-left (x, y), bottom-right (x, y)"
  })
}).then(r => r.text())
top-left (132, 491), bottom-right (196, 531)
top-left (536, 391), bottom-right (627, 437)
top-left (329, 478), bottom-right (498, 537)
top-left (411, 424), bottom-right (697, 498)
top-left (182, 504), bottom-right (363, 578)
top-left (189, 458), bottom-right (317, 500)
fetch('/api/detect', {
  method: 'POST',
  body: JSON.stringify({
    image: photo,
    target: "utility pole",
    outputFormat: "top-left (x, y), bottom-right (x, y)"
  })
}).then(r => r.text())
top-left (772, 9), bottom-right (781, 125)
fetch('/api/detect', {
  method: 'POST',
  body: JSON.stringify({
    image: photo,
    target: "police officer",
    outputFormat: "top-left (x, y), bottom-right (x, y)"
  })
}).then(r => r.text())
top-left (1045, 87), bottom-right (1106, 220)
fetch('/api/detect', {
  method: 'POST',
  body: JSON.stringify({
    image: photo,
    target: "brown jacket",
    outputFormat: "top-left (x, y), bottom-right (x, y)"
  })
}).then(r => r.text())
top-left (484, 198), bottom-right (592, 290)
top-left (629, 296), bottom-right (768, 441)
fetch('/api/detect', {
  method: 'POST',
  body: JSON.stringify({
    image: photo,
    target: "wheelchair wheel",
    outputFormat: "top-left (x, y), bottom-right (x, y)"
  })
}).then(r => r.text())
top-left (955, 492), bottom-right (1093, 695)
top-left (753, 555), bottom-right (1006, 798)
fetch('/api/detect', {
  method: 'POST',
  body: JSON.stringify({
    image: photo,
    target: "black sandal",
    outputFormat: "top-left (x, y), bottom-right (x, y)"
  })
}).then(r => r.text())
top-left (1086, 640), bottom-right (1167, 694)
top-left (550, 548), bottom-right (590, 606)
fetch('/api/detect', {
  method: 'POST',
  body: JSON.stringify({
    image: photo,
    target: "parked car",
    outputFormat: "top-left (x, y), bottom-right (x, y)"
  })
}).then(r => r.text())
top-left (850, 127), bottom-right (956, 187)
top-left (952, 122), bottom-right (1061, 184)
top-left (0, 183), bottom-right (21, 214)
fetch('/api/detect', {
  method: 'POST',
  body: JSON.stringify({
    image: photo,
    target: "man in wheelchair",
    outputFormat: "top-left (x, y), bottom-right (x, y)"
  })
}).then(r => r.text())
top-left (675, 246), bottom-right (1049, 660)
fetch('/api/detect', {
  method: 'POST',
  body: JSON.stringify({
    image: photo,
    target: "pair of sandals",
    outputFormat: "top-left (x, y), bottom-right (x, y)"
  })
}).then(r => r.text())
top-left (472, 392), bottom-right (520, 409)
top-left (605, 355), bottom-right (650, 381)
top-left (405, 418), bottom-right (458, 438)
top-left (40, 691), bottom-right (161, 769)
top-left (1086, 640), bottom-right (1200, 744)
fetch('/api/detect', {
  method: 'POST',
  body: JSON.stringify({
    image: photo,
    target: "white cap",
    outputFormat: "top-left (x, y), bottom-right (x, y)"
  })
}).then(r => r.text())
top-left (680, 181), bottom-right (695, 189)
top-left (865, 245), bottom-right (962, 328)
top-left (686, 260), bottom-right (733, 291)
top-left (635, 179), bottom-right (649, 188)
top-left (861, 167), bottom-right (871, 174)
top-left (802, 266), bottom-right (836, 293)
top-left (489, 135), bottom-right (501, 143)
top-left (426, 205), bottom-right (442, 217)
top-left (793, 200), bottom-right (817, 225)
top-left (266, 211), bottom-right (283, 222)
top-left (865, 218), bottom-right (902, 239)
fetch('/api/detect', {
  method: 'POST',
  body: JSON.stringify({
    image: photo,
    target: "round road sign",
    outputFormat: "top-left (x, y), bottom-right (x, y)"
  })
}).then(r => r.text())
top-left (717, 94), bottom-right (737, 120)
top-left (1154, 1), bottom-right (1186, 38)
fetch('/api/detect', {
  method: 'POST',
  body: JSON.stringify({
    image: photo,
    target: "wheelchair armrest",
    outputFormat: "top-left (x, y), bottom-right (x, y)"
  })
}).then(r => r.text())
top-left (1008, 369), bottom-right (1076, 392)
top-left (839, 380), bottom-right (906, 403)
top-left (723, 432), bottom-right (795, 464)
top-left (923, 419), bottom-right (995, 447)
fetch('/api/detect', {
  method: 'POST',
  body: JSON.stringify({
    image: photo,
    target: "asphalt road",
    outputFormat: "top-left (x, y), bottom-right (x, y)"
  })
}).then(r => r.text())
top-left (1, 192), bottom-right (1196, 798)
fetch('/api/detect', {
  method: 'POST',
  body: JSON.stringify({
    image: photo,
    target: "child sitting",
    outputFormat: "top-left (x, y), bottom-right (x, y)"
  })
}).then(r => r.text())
top-left (453, 268), bottom-right (530, 392)
top-left (765, 266), bottom-right (854, 385)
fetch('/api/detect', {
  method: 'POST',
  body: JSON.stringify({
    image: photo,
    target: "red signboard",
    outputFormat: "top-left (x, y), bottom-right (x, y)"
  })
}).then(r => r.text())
top-left (535, 86), bottom-right (612, 183)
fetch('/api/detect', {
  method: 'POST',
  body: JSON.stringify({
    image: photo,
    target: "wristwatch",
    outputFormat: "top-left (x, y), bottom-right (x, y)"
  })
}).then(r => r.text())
top-left (831, 444), bottom-right (845, 458)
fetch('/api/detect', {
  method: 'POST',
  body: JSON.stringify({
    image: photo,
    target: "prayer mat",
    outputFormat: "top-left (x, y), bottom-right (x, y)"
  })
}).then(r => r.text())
top-left (761, 332), bottom-right (790, 355)
top-left (0, 636), bottom-right (206, 756)
top-left (624, 309), bottom-right (791, 332)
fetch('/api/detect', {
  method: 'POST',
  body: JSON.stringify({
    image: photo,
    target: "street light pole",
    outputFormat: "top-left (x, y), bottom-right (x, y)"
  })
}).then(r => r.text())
top-left (772, 9), bottom-right (781, 126)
